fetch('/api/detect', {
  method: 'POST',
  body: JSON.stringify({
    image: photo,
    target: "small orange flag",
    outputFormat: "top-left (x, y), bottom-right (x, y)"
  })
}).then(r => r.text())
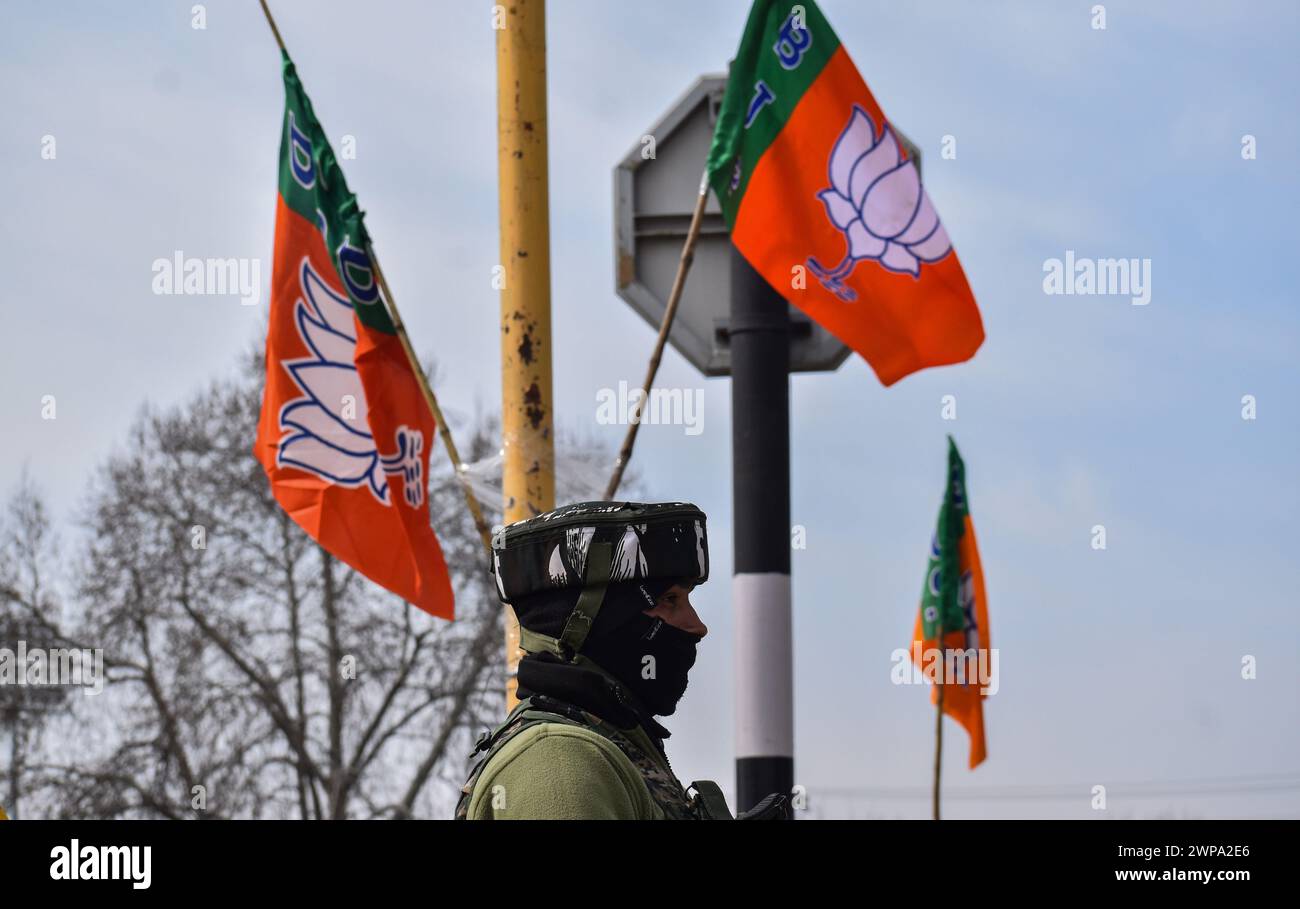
top-left (909, 437), bottom-right (990, 768)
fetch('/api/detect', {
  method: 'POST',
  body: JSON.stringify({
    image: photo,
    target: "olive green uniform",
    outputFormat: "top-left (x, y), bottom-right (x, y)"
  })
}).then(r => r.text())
top-left (457, 658), bottom-right (731, 820)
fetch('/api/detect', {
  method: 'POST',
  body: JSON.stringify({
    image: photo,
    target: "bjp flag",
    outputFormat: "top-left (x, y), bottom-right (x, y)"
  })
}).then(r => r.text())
top-left (254, 51), bottom-right (454, 620)
top-left (910, 437), bottom-right (990, 768)
top-left (707, 0), bottom-right (983, 386)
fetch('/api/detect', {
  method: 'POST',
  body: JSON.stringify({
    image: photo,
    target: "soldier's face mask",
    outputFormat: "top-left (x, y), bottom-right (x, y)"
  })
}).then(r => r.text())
top-left (583, 607), bottom-right (702, 717)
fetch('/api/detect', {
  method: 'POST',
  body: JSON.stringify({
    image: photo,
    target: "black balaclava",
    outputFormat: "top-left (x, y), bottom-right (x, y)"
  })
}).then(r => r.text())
top-left (514, 578), bottom-right (702, 718)
top-left (580, 578), bottom-right (701, 718)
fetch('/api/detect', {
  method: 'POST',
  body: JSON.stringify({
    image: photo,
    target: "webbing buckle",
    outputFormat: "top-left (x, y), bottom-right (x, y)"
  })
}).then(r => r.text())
top-left (471, 728), bottom-right (494, 755)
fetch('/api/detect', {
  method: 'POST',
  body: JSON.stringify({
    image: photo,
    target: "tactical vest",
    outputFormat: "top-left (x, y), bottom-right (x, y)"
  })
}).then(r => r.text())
top-left (455, 695), bottom-right (731, 820)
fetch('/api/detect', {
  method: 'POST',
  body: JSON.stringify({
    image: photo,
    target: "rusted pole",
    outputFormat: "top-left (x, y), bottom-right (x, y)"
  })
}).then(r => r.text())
top-left (496, 0), bottom-right (556, 710)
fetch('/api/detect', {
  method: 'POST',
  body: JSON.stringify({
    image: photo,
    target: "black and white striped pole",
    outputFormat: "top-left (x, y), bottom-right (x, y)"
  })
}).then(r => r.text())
top-left (729, 246), bottom-right (794, 813)
top-left (616, 78), bottom-right (901, 814)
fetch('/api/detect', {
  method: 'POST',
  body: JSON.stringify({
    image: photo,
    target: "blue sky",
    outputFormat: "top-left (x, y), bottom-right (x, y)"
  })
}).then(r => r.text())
top-left (1, 0), bottom-right (1297, 817)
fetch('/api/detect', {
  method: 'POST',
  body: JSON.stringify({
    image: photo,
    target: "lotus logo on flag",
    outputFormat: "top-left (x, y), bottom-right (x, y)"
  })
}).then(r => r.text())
top-left (256, 51), bottom-right (454, 620)
top-left (808, 106), bottom-right (952, 301)
top-left (277, 257), bottom-right (425, 508)
top-left (707, 0), bottom-right (983, 386)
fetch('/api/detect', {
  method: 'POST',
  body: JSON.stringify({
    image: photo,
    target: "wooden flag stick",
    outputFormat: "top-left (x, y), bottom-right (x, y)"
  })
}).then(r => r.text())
top-left (258, 0), bottom-right (493, 555)
top-left (603, 170), bottom-right (710, 500)
top-left (368, 250), bottom-right (495, 554)
top-left (258, 0), bottom-right (287, 52)
top-left (933, 647), bottom-right (945, 820)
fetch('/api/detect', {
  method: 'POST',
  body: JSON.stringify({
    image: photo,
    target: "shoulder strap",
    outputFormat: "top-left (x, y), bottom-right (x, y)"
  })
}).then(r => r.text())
top-left (688, 780), bottom-right (734, 821)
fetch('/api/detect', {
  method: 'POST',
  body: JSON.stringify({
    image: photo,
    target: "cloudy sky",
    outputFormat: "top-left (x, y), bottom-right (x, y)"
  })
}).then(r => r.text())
top-left (2, 0), bottom-right (1297, 818)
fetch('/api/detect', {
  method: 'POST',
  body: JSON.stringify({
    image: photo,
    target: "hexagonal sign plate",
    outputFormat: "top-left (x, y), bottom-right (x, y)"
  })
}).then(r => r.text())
top-left (614, 74), bottom-right (920, 377)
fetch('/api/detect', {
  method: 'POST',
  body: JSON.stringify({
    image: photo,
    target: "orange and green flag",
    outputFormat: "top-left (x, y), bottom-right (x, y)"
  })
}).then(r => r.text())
top-left (254, 51), bottom-right (454, 620)
top-left (910, 437), bottom-right (990, 768)
top-left (707, 0), bottom-right (984, 386)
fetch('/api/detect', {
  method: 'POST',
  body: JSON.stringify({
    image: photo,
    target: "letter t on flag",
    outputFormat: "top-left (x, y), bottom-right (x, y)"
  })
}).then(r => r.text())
top-left (910, 437), bottom-right (990, 768)
top-left (253, 50), bottom-right (454, 620)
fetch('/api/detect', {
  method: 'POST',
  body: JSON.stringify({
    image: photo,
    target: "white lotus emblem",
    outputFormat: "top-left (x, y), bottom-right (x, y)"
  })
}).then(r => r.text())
top-left (277, 258), bottom-right (425, 508)
top-left (809, 106), bottom-right (952, 301)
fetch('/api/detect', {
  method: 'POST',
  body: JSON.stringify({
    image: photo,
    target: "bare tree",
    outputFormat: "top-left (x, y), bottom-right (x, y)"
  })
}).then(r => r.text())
top-left (9, 352), bottom-right (504, 819)
top-left (0, 473), bottom-right (73, 818)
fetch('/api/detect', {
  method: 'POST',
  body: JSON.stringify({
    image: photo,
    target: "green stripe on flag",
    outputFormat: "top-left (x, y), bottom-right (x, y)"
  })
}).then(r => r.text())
top-left (920, 437), bottom-right (969, 640)
top-left (706, 0), bottom-right (840, 226)
top-left (276, 51), bottom-right (395, 334)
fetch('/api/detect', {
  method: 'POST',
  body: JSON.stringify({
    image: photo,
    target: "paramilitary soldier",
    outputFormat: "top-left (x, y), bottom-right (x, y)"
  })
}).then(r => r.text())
top-left (457, 501), bottom-right (789, 820)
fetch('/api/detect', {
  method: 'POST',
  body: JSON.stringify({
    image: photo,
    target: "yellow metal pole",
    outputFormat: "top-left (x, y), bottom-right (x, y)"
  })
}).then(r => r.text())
top-left (496, 0), bottom-right (555, 711)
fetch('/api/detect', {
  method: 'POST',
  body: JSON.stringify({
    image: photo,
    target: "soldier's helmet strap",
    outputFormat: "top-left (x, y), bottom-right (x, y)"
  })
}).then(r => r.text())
top-left (517, 540), bottom-right (616, 661)
top-left (518, 625), bottom-right (559, 657)
top-left (555, 540), bottom-right (614, 660)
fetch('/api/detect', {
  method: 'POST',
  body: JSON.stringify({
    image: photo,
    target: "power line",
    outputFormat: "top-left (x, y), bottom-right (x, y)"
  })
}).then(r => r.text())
top-left (810, 771), bottom-right (1300, 801)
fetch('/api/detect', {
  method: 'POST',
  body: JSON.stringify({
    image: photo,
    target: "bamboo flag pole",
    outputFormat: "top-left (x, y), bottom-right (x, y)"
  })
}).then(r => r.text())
top-left (933, 631), bottom-right (945, 820)
top-left (257, 0), bottom-right (493, 555)
top-left (369, 253), bottom-right (495, 553)
top-left (603, 171), bottom-right (710, 500)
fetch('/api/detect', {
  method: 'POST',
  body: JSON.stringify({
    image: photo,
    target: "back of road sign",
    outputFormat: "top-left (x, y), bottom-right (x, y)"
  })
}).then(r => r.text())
top-left (614, 74), bottom-right (919, 377)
